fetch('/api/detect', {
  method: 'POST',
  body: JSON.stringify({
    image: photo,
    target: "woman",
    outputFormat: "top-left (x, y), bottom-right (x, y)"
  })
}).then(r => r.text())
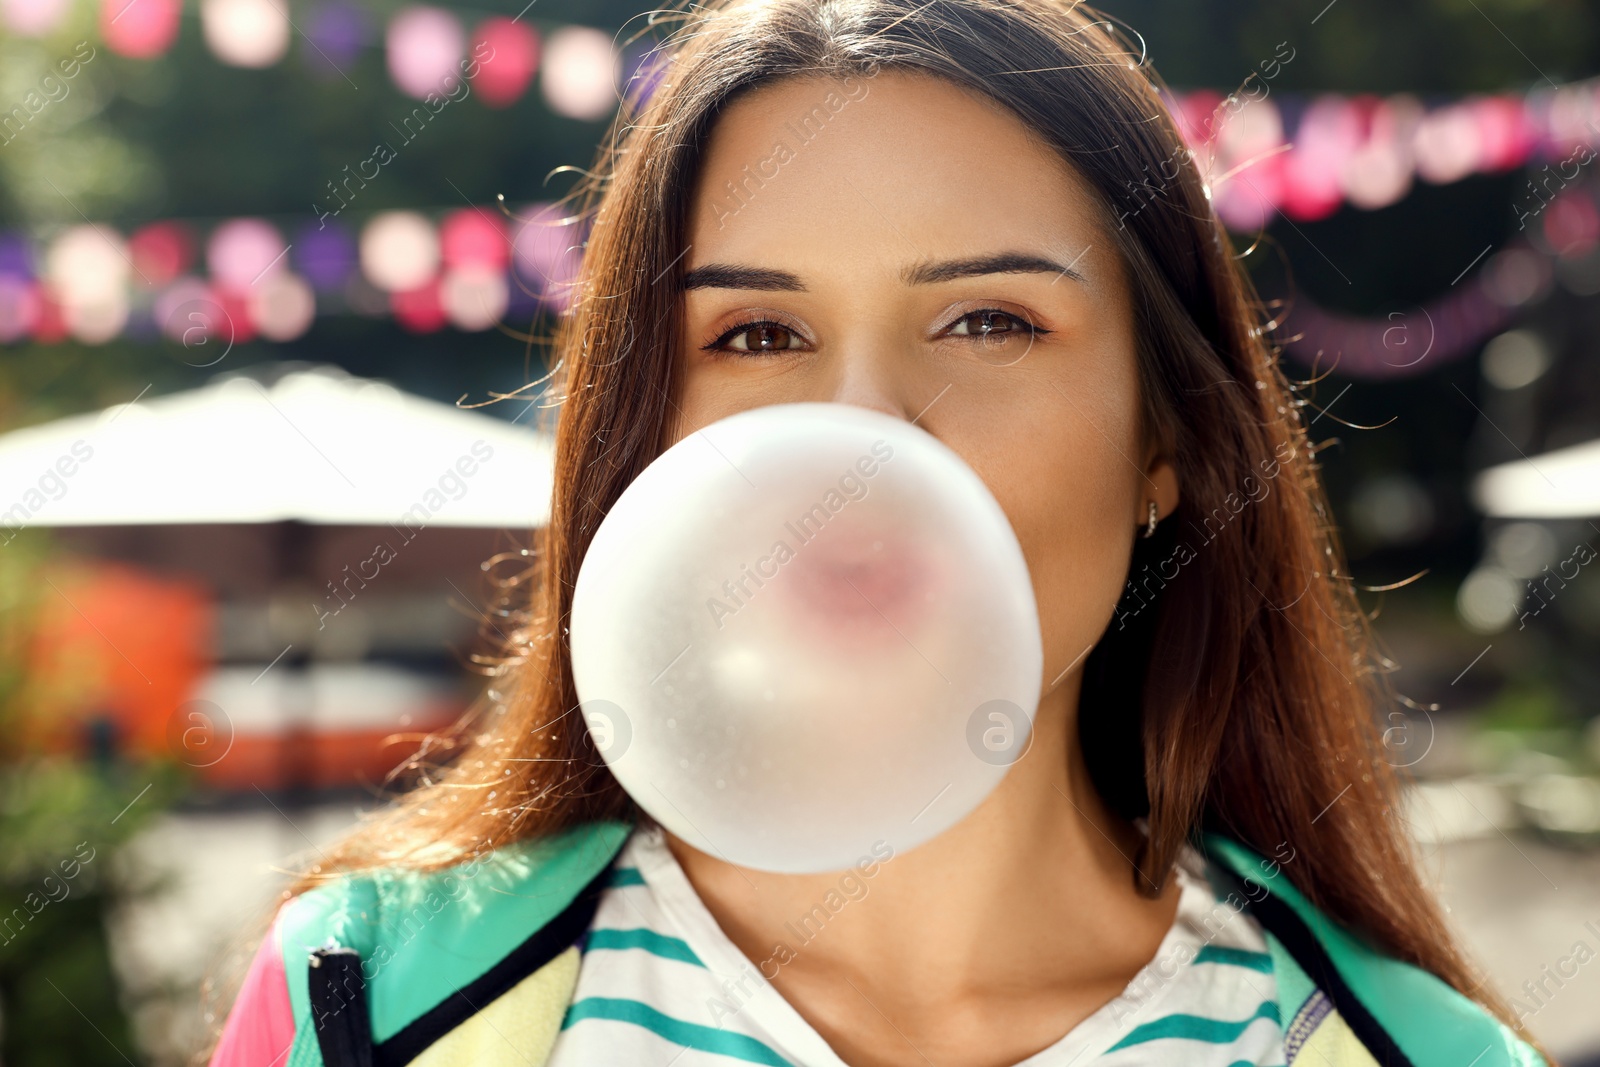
top-left (205, 1), bottom-right (1553, 1064)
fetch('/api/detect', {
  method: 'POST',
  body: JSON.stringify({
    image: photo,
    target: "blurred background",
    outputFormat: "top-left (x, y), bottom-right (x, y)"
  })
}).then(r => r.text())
top-left (0, 0), bottom-right (1596, 1063)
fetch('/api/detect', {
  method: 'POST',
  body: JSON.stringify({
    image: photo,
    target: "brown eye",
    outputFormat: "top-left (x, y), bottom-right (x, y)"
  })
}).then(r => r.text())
top-left (707, 320), bottom-right (805, 354)
top-left (948, 309), bottom-right (1031, 338)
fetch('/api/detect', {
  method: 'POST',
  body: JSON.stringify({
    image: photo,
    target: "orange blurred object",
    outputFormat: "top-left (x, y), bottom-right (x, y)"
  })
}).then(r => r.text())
top-left (21, 557), bottom-right (463, 790)
top-left (25, 558), bottom-right (214, 758)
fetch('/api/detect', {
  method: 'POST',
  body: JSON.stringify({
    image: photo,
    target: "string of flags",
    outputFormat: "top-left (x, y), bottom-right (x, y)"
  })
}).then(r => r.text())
top-left (1, 0), bottom-right (1598, 355)
top-left (1166, 77), bottom-right (1600, 229)
top-left (3, 0), bottom-right (1597, 183)
top-left (0, 204), bottom-right (588, 345)
top-left (2, 0), bottom-right (658, 119)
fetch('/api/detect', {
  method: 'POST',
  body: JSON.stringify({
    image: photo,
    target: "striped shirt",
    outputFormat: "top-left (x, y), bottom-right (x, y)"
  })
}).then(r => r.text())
top-left (546, 823), bottom-right (1288, 1065)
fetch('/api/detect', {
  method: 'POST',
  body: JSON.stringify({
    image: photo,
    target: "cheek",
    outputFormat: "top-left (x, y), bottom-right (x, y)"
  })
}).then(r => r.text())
top-left (959, 377), bottom-right (1143, 674)
top-left (670, 360), bottom-right (768, 446)
top-left (1011, 451), bottom-right (1135, 665)
top-left (669, 341), bottom-right (737, 446)
top-left (671, 334), bottom-right (820, 446)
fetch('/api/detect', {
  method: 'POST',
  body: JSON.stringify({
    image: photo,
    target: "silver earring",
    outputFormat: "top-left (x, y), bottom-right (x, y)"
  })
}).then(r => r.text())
top-left (1142, 501), bottom-right (1158, 538)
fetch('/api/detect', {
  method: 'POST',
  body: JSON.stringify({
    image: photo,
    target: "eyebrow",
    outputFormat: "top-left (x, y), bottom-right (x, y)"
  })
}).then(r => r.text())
top-left (679, 251), bottom-right (1087, 292)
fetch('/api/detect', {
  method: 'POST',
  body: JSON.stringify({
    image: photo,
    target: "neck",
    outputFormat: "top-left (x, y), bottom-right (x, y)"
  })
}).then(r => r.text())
top-left (661, 675), bottom-right (1181, 1038)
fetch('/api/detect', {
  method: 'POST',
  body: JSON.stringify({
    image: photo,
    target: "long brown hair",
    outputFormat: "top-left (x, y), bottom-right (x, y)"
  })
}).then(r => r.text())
top-left (230, 0), bottom-right (1542, 1056)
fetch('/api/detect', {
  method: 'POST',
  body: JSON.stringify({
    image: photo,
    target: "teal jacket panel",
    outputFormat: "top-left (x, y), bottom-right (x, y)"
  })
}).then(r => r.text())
top-left (267, 819), bottom-right (1545, 1067)
top-left (275, 818), bottom-right (633, 1066)
top-left (1201, 832), bottom-right (1546, 1067)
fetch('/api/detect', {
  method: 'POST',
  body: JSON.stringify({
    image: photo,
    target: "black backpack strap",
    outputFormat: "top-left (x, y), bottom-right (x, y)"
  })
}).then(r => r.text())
top-left (309, 946), bottom-right (375, 1067)
top-left (1206, 862), bottom-right (1418, 1067)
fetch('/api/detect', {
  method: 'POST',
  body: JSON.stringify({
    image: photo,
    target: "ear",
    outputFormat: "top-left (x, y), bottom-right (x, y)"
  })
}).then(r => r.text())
top-left (1138, 440), bottom-right (1180, 529)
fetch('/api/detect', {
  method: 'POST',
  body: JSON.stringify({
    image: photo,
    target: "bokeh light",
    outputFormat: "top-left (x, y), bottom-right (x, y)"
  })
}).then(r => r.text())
top-left (439, 208), bottom-right (507, 270)
top-left (101, 0), bottom-right (182, 59)
top-left (1457, 566), bottom-right (1523, 633)
top-left (541, 26), bottom-right (619, 121)
top-left (1209, 97), bottom-right (1285, 231)
top-left (201, 0), bottom-right (291, 68)
top-left (304, 0), bottom-right (367, 77)
top-left (0, 277), bottom-right (39, 342)
top-left (1481, 329), bottom-right (1552, 390)
top-left (154, 276), bottom-right (219, 342)
top-left (440, 265), bottom-right (509, 331)
top-left (387, 5), bottom-right (465, 99)
top-left (1473, 94), bottom-right (1533, 172)
top-left (129, 222), bottom-right (194, 288)
top-left (30, 288), bottom-right (66, 343)
top-left (0, 233), bottom-right (33, 279)
top-left (1342, 96), bottom-right (1420, 210)
top-left (511, 203), bottom-right (583, 307)
top-left (1, 0), bottom-right (70, 36)
top-left (46, 225), bottom-right (129, 307)
top-left (1482, 247), bottom-right (1554, 306)
top-left (294, 221), bottom-right (358, 292)
top-left (1414, 103), bottom-right (1481, 184)
top-left (249, 272), bottom-right (316, 341)
top-left (1543, 191), bottom-right (1600, 259)
top-left (206, 218), bottom-right (287, 292)
top-left (1280, 95), bottom-right (1360, 221)
top-left (360, 212), bottom-right (439, 292)
top-left (1491, 522), bottom-right (1558, 578)
top-left (63, 291), bottom-right (130, 345)
top-left (470, 17), bottom-right (539, 108)
top-left (391, 278), bottom-right (446, 332)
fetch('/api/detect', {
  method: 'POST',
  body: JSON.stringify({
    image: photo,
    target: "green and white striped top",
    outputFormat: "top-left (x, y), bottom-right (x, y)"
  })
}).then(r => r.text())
top-left (547, 823), bottom-right (1288, 1065)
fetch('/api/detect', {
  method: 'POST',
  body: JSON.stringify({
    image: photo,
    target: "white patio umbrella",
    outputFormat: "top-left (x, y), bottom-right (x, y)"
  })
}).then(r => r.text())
top-left (1472, 438), bottom-right (1600, 519)
top-left (0, 363), bottom-right (554, 528)
top-left (0, 363), bottom-right (559, 792)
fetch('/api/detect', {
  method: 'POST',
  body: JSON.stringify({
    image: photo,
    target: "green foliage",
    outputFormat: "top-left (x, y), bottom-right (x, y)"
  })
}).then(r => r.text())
top-left (0, 893), bottom-right (141, 1067)
top-left (0, 514), bottom-right (184, 1063)
top-left (1473, 671), bottom-right (1577, 732)
top-left (1101, 0), bottom-right (1600, 93)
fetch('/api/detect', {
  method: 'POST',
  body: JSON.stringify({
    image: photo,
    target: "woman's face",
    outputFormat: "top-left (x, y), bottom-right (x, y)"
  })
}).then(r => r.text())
top-left (670, 70), bottom-right (1179, 698)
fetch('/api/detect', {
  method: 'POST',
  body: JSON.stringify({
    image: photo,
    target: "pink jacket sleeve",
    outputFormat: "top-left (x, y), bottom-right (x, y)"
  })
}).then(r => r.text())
top-left (208, 917), bottom-right (297, 1067)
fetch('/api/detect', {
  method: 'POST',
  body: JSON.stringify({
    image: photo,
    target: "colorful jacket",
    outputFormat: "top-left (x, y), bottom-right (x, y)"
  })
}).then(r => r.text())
top-left (208, 818), bottom-right (1550, 1067)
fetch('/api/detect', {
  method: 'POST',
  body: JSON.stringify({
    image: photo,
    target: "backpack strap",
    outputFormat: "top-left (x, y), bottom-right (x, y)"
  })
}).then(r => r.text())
top-left (278, 818), bottom-right (635, 1067)
top-left (309, 947), bottom-right (375, 1067)
top-left (1203, 859), bottom-right (1414, 1067)
top-left (1199, 832), bottom-right (1548, 1067)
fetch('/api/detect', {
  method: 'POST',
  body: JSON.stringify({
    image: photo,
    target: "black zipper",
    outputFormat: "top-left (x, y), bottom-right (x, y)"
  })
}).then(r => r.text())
top-left (309, 946), bottom-right (375, 1067)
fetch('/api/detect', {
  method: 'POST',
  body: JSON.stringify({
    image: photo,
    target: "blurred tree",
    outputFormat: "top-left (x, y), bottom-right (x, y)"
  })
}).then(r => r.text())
top-left (0, 529), bottom-right (185, 1064)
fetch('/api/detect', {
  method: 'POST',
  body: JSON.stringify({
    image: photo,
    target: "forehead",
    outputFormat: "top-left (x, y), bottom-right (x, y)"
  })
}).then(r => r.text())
top-left (683, 69), bottom-right (1116, 289)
